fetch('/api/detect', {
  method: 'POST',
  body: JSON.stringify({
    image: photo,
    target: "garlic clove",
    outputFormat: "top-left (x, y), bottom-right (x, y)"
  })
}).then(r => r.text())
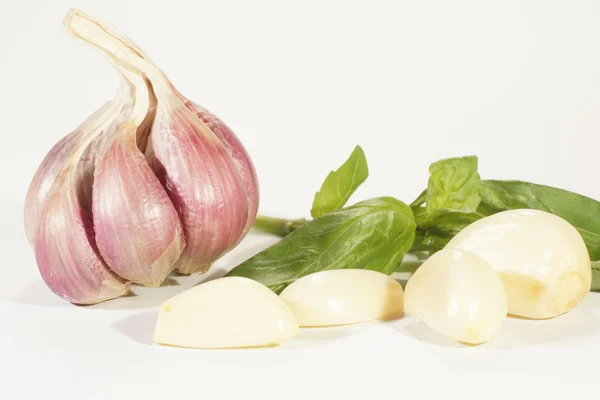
top-left (183, 102), bottom-right (259, 238)
top-left (446, 209), bottom-right (592, 319)
top-left (33, 80), bottom-right (132, 304)
top-left (92, 67), bottom-right (185, 287)
top-left (34, 139), bottom-right (131, 305)
top-left (64, 9), bottom-right (259, 275)
top-left (147, 103), bottom-right (252, 274)
top-left (24, 98), bottom-right (123, 245)
top-left (154, 277), bottom-right (299, 349)
top-left (279, 269), bottom-right (404, 327)
top-left (404, 249), bottom-right (507, 344)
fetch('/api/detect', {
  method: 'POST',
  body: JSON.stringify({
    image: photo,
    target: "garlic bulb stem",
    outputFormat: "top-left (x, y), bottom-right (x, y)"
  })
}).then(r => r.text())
top-left (63, 9), bottom-right (174, 102)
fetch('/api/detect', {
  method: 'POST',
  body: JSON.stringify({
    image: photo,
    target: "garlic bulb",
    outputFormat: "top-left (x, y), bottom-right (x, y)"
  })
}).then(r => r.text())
top-left (64, 9), bottom-right (259, 275)
top-left (34, 85), bottom-right (131, 304)
top-left (446, 209), bottom-right (591, 319)
top-left (279, 269), bottom-right (404, 327)
top-left (404, 249), bottom-right (507, 344)
top-left (154, 277), bottom-right (299, 349)
top-left (25, 9), bottom-right (258, 304)
top-left (92, 67), bottom-right (185, 287)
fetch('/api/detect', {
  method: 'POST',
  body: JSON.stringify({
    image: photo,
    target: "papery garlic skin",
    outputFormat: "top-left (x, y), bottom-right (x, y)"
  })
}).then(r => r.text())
top-left (92, 68), bottom-right (185, 287)
top-left (154, 277), bottom-right (299, 349)
top-left (184, 102), bottom-right (259, 238)
top-left (446, 209), bottom-right (591, 319)
top-left (404, 249), bottom-right (507, 344)
top-left (147, 102), bottom-right (252, 274)
top-left (34, 111), bottom-right (131, 304)
top-left (24, 101), bottom-right (116, 244)
top-left (279, 269), bottom-right (403, 327)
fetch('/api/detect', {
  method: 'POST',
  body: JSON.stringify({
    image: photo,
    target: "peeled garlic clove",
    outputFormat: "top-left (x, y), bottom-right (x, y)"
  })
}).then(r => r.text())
top-left (24, 100), bottom-right (121, 244)
top-left (154, 277), bottom-right (299, 349)
top-left (92, 68), bottom-right (185, 287)
top-left (279, 269), bottom-right (404, 327)
top-left (64, 9), bottom-right (259, 275)
top-left (34, 131), bottom-right (131, 304)
top-left (404, 249), bottom-right (507, 344)
top-left (446, 209), bottom-right (591, 319)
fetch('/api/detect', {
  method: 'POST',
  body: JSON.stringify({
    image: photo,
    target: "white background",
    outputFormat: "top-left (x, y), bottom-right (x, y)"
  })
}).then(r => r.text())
top-left (2, 0), bottom-right (600, 399)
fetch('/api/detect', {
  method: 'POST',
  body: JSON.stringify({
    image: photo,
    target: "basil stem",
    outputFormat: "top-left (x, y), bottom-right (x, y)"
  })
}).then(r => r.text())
top-left (252, 215), bottom-right (307, 237)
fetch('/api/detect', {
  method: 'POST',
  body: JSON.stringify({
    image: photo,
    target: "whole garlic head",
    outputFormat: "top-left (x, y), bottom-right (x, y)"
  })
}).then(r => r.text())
top-left (446, 209), bottom-right (591, 319)
top-left (404, 249), bottom-right (507, 344)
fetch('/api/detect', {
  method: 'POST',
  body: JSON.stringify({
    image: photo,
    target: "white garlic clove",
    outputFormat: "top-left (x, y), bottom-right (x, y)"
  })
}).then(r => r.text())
top-left (279, 269), bottom-right (404, 327)
top-left (446, 209), bottom-right (592, 319)
top-left (92, 67), bottom-right (185, 287)
top-left (404, 249), bottom-right (507, 344)
top-left (154, 277), bottom-right (299, 349)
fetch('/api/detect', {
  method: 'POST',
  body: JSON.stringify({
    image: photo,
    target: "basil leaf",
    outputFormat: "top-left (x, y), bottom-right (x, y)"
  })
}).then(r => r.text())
top-left (410, 156), bottom-right (482, 254)
top-left (479, 180), bottom-right (600, 260)
top-left (421, 209), bottom-right (485, 237)
top-left (227, 197), bottom-right (416, 293)
top-left (425, 156), bottom-right (481, 215)
top-left (412, 208), bottom-right (485, 252)
top-left (310, 146), bottom-right (369, 218)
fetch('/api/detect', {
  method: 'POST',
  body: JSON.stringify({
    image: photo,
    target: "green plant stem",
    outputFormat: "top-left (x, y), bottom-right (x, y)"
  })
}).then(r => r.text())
top-left (252, 215), bottom-right (307, 237)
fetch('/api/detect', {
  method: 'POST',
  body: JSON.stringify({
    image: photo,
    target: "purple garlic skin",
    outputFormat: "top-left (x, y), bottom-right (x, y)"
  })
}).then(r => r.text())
top-left (148, 101), bottom-right (259, 274)
top-left (24, 102), bottom-right (112, 244)
top-left (34, 140), bottom-right (130, 305)
top-left (93, 138), bottom-right (185, 287)
top-left (185, 102), bottom-right (259, 238)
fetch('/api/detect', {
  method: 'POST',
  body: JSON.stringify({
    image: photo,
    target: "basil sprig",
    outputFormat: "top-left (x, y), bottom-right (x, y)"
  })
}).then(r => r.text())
top-left (244, 149), bottom-right (600, 292)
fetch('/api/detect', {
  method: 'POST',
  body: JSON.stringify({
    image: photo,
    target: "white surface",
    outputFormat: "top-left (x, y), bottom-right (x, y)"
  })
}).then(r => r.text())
top-left (2, 0), bottom-right (600, 399)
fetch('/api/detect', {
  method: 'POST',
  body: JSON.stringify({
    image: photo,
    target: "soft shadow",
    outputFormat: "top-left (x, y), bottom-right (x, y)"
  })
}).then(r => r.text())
top-left (112, 310), bottom-right (157, 345)
top-left (155, 277), bottom-right (179, 287)
top-left (12, 279), bottom-right (73, 308)
top-left (284, 326), bottom-right (354, 349)
top-left (91, 273), bottom-right (212, 310)
top-left (398, 320), bottom-right (467, 348)
top-left (503, 302), bottom-right (600, 345)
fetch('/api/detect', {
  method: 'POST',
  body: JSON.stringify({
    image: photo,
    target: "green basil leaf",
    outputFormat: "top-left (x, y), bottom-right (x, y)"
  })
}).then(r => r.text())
top-left (412, 208), bottom-right (485, 253)
top-left (410, 156), bottom-right (482, 254)
top-left (227, 197), bottom-right (416, 293)
top-left (310, 146), bottom-right (369, 218)
top-left (421, 209), bottom-right (486, 237)
top-left (479, 180), bottom-right (600, 260)
top-left (425, 156), bottom-right (481, 215)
